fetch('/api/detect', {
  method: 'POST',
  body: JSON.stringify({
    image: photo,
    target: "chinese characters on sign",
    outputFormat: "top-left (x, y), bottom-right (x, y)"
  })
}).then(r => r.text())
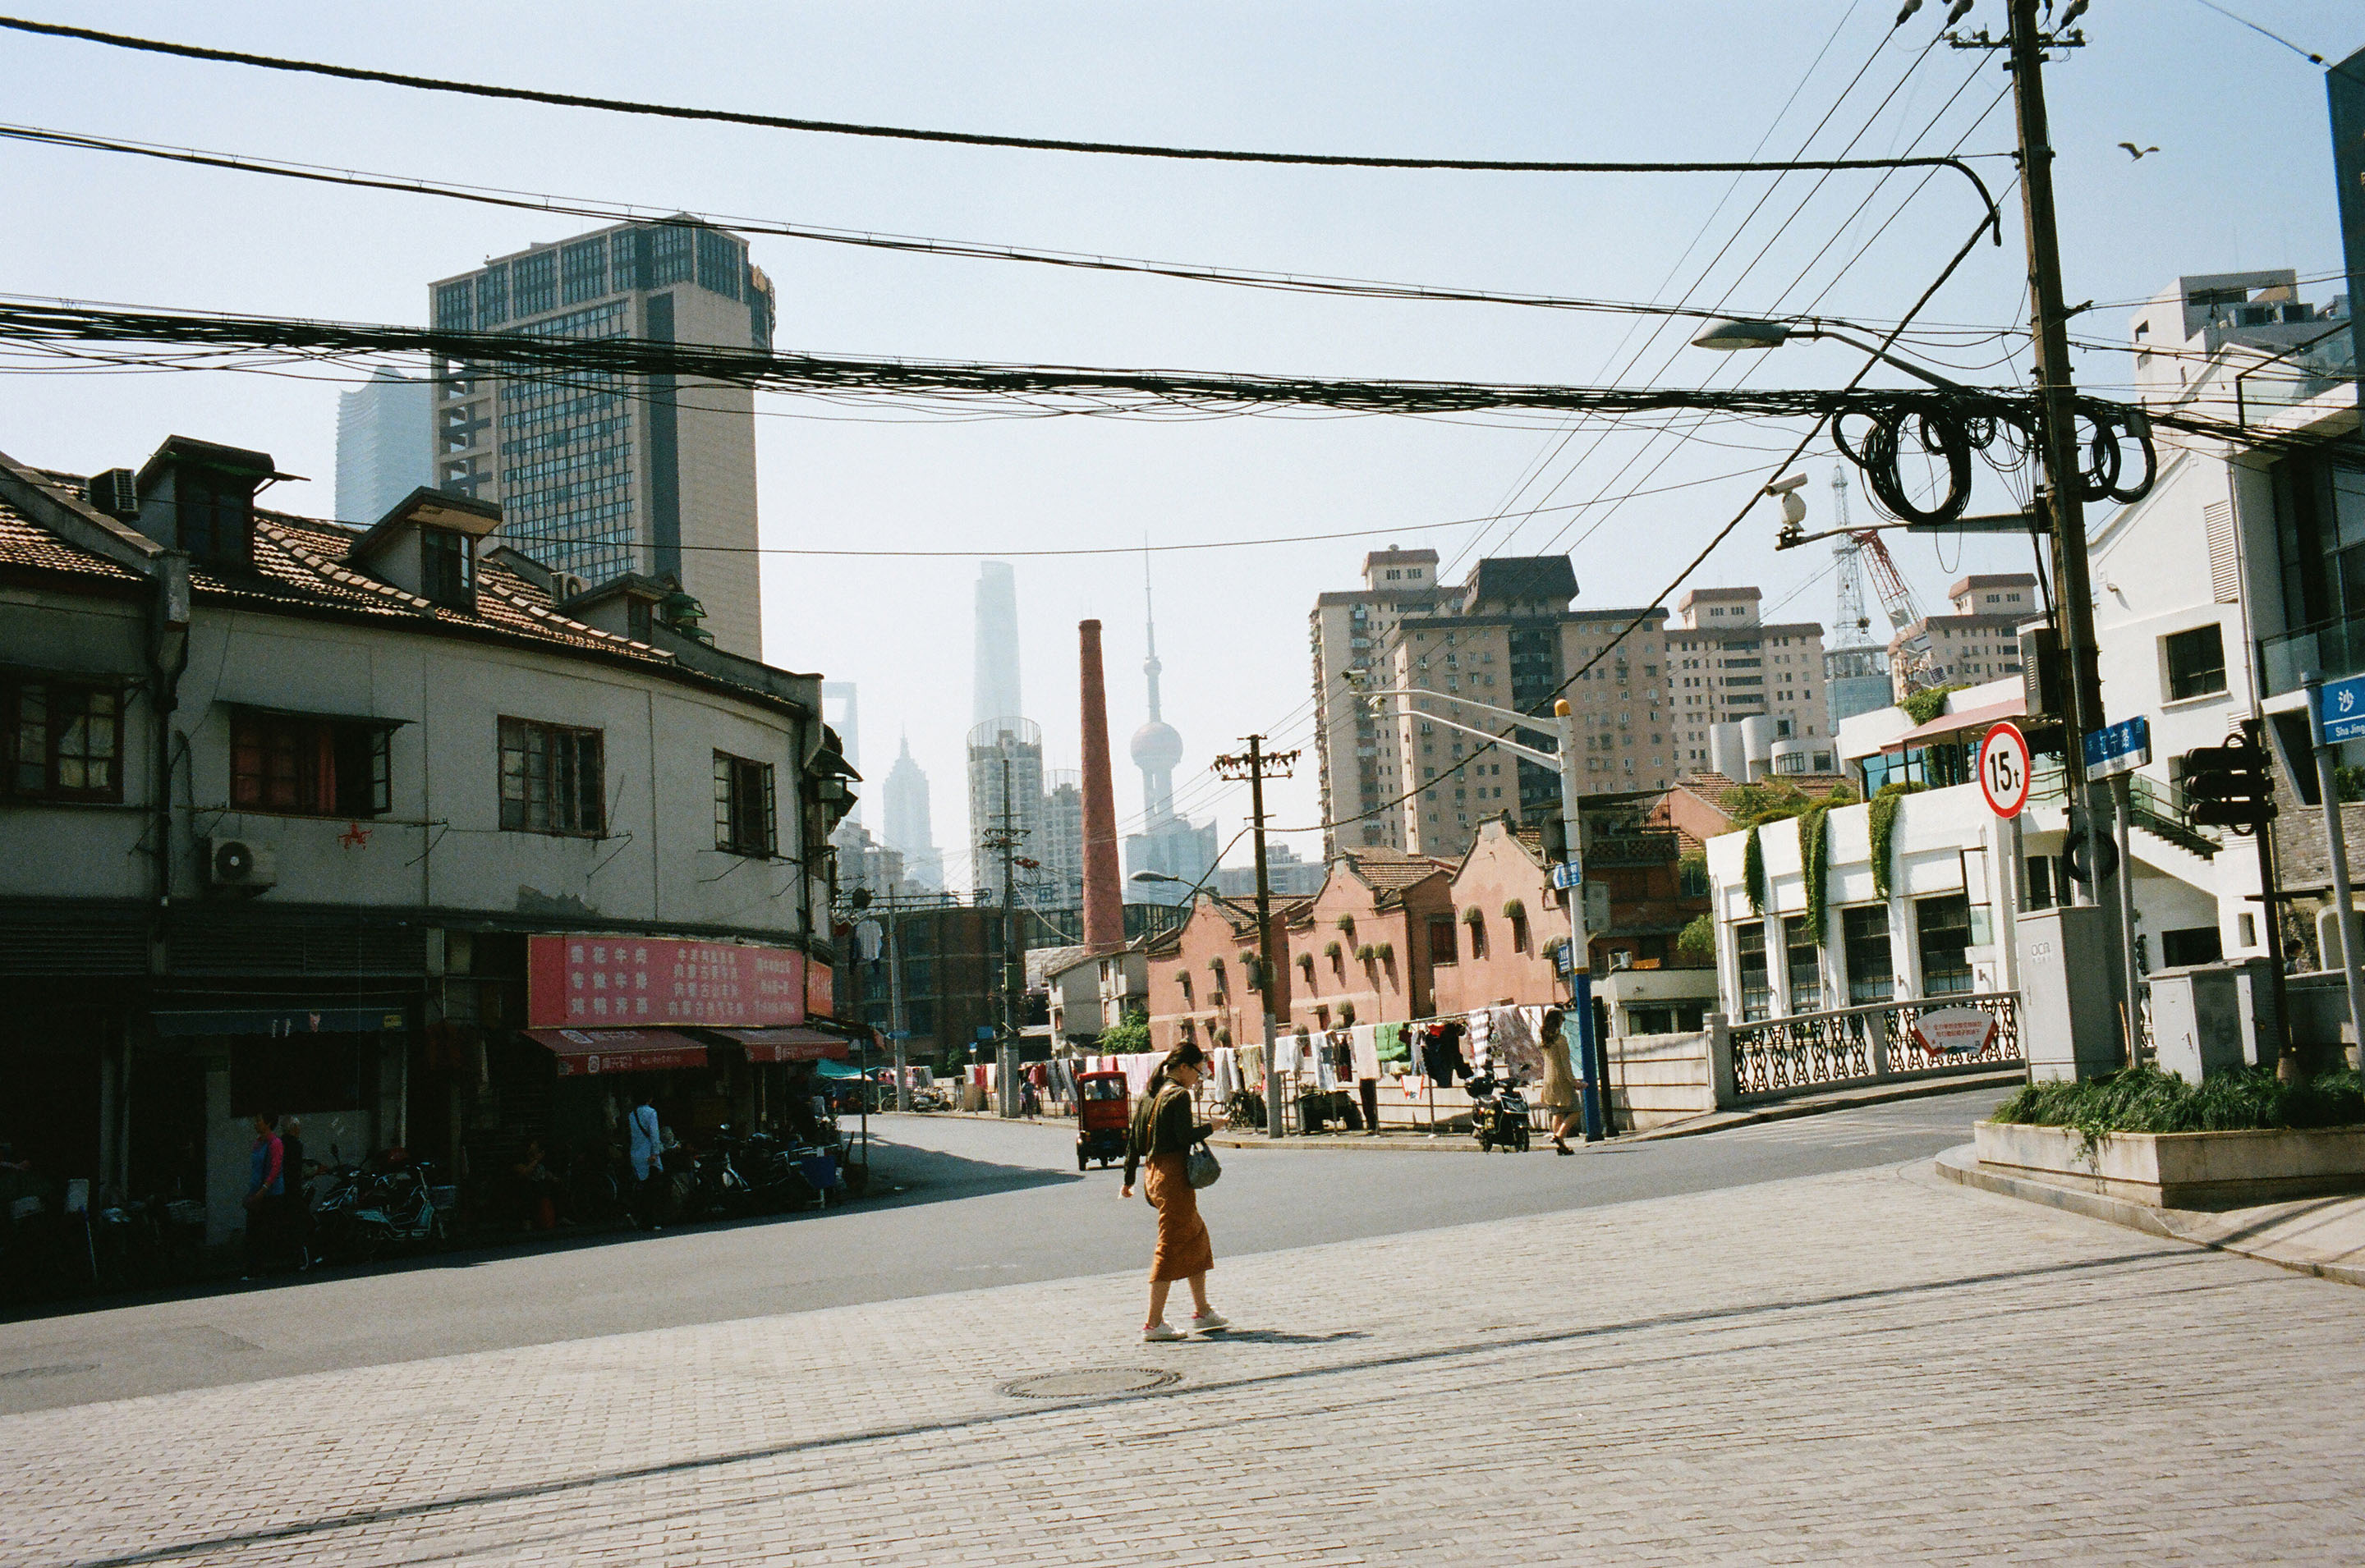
top-left (526, 936), bottom-right (807, 1029)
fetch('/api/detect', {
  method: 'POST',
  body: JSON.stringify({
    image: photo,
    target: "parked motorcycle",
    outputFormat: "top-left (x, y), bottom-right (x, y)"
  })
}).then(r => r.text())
top-left (314, 1147), bottom-right (451, 1261)
top-left (1467, 1072), bottom-right (1532, 1153)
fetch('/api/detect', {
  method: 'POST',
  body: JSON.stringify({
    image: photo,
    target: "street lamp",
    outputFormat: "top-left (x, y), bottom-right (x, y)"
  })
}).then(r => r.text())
top-left (1690, 316), bottom-right (1966, 391)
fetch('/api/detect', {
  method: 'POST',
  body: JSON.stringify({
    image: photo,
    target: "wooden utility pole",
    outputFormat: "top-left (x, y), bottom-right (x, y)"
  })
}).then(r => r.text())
top-left (2005, 0), bottom-right (2106, 906)
top-left (1215, 736), bottom-right (1298, 1138)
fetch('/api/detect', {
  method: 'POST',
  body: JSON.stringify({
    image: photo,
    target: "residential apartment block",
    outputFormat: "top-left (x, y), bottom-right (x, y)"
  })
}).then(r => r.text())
top-left (1887, 575), bottom-right (2036, 698)
top-left (429, 218), bottom-right (775, 658)
top-left (1309, 548), bottom-right (1454, 853)
top-left (1668, 587), bottom-right (1829, 769)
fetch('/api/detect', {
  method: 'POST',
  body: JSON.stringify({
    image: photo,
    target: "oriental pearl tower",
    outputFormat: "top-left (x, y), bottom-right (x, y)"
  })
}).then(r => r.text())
top-left (1132, 571), bottom-right (1185, 827)
top-left (1123, 561), bottom-right (1217, 903)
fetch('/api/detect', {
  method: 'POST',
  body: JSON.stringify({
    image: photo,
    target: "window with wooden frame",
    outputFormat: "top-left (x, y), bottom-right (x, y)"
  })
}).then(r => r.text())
top-left (6, 679), bottom-right (123, 802)
top-left (713, 750), bottom-right (778, 856)
top-left (420, 526), bottom-right (475, 610)
top-left (1426, 915), bottom-right (1458, 965)
top-left (229, 710), bottom-right (393, 817)
top-left (498, 717), bottom-right (604, 835)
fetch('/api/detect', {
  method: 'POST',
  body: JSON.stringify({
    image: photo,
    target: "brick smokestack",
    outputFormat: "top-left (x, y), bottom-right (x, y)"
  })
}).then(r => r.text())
top-left (1078, 619), bottom-right (1125, 954)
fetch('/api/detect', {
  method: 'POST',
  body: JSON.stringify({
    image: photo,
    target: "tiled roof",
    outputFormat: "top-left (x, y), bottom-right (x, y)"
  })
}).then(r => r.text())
top-left (1340, 847), bottom-right (1455, 896)
top-left (7, 469), bottom-right (671, 669)
top-left (0, 489), bottom-right (142, 583)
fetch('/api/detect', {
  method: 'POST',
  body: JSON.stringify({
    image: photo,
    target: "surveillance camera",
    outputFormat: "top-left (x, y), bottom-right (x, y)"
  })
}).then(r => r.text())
top-left (1781, 492), bottom-right (1809, 527)
top-left (1766, 473), bottom-right (1810, 496)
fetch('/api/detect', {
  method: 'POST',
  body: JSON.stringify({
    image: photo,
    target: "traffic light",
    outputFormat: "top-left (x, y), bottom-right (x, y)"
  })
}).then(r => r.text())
top-left (2181, 740), bottom-right (2275, 829)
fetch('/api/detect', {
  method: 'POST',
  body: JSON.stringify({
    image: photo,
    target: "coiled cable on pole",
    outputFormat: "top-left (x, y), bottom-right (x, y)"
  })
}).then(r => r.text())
top-left (1835, 391), bottom-right (2155, 525)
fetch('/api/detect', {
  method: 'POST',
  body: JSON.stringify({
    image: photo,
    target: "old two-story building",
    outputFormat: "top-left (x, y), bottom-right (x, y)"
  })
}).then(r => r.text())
top-left (1141, 892), bottom-right (1300, 1055)
top-left (1275, 848), bottom-right (1457, 1036)
top-left (0, 436), bottom-right (857, 1243)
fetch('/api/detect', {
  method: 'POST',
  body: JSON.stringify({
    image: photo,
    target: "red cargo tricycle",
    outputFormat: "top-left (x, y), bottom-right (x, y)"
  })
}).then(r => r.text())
top-left (1074, 1070), bottom-right (1131, 1171)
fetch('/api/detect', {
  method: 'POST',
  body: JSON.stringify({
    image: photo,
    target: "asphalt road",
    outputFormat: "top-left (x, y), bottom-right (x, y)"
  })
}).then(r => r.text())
top-left (0, 1086), bottom-right (2008, 1414)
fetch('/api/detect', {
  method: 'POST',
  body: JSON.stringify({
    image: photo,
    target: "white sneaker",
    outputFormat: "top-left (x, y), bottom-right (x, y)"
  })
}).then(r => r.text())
top-left (1189, 1310), bottom-right (1230, 1334)
top-left (1141, 1321), bottom-right (1186, 1343)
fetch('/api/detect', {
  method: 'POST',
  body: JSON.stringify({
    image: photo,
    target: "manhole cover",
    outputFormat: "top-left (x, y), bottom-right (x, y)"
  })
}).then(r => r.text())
top-left (2, 1363), bottom-right (95, 1382)
top-left (999, 1367), bottom-right (1181, 1400)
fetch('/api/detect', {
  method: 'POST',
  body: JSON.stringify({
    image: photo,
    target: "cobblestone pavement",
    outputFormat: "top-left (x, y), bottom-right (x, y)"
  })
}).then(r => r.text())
top-left (7, 1158), bottom-right (2363, 1566)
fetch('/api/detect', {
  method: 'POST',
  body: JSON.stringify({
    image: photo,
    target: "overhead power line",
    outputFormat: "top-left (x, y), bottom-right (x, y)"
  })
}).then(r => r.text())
top-left (0, 123), bottom-right (2011, 333)
top-left (0, 299), bottom-right (2043, 424)
top-left (0, 15), bottom-right (1994, 222)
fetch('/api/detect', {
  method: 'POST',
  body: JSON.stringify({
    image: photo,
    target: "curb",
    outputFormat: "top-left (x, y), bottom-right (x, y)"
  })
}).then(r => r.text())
top-left (1932, 1144), bottom-right (2365, 1288)
top-left (1624, 1071), bottom-right (2027, 1143)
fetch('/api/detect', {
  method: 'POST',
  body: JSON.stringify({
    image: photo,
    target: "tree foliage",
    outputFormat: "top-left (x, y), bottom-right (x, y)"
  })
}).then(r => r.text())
top-left (1097, 1007), bottom-right (1151, 1054)
top-left (1676, 913), bottom-right (1716, 965)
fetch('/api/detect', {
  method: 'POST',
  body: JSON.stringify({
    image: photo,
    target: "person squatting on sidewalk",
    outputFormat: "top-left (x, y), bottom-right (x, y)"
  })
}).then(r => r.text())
top-left (1119, 1043), bottom-right (1228, 1343)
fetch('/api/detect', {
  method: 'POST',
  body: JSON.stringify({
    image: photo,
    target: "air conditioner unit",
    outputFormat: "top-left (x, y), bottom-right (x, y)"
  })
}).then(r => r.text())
top-left (85, 469), bottom-right (139, 520)
top-left (204, 837), bottom-right (278, 893)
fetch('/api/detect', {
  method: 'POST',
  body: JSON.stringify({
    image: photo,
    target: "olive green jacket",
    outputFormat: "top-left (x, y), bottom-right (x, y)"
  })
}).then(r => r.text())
top-left (1123, 1082), bottom-right (1213, 1187)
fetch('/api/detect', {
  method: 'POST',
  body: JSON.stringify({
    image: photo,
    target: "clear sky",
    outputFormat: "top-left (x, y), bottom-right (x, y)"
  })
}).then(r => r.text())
top-left (2, 2), bottom-right (2355, 888)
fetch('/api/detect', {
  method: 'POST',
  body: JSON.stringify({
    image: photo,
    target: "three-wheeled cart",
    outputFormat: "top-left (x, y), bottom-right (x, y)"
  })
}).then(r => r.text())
top-left (1074, 1070), bottom-right (1131, 1171)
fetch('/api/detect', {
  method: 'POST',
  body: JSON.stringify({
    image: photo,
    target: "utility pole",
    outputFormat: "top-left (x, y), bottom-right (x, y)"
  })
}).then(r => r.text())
top-left (2003, 0), bottom-right (2106, 912)
top-left (1215, 736), bottom-right (1298, 1139)
top-left (885, 887), bottom-right (910, 1113)
top-left (980, 750), bottom-right (1030, 1117)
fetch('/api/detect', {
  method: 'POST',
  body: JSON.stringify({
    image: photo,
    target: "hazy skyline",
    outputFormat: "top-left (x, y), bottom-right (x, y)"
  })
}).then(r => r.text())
top-left (1, 2), bottom-right (2354, 882)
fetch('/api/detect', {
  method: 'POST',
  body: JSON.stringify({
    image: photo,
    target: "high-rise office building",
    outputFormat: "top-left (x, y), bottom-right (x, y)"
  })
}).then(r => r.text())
top-left (1669, 588), bottom-right (1830, 769)
top-left (335, 368), bottom-right (432, 527)
top-left (882, 734), bottom-right (944, 891)
top-left (427, 218), bottom-right (775, 656)
top-left (972, 562), bottom-right (1022, 726)
top-left (1041, 768), bottom-right (1085, 909)
top-left (967, 718), bottom-right (1045, 902)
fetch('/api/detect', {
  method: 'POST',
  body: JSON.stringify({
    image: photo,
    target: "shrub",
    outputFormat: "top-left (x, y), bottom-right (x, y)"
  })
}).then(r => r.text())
top-left (1097, 1008), bottom-right (1150, 1054)
top-left (1676, 914), bottom-right (1715, 965)
top-left (1991, 1066), bottom-right (2365, 1142)
top-left (1899, 683), bottom-right (1967, 726)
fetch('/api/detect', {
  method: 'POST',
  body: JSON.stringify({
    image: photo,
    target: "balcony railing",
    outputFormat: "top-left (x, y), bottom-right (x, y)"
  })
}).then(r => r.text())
top-left (1723, 991), bottom-right (2022, 1098)
top-left (2260, 614), bottom-right (2365, 697)
top-left (1585, 829), bottom-right (1679, 867)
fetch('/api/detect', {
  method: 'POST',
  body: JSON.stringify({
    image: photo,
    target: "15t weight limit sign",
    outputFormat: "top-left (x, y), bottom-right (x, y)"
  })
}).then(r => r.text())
top-left (1978, 721), bottom-right (2032, 818)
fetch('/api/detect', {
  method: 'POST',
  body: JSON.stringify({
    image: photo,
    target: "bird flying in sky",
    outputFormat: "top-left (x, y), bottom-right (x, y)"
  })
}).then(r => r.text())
top-left (2119, 142), bottom-right (2160, 159)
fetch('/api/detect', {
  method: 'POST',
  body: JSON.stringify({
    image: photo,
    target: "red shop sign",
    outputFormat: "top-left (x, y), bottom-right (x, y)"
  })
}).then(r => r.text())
top-left (526, 935), bottom-right (807, 1029)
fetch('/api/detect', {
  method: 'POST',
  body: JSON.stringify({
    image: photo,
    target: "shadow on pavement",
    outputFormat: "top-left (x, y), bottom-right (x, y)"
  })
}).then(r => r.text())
top-left (0, 1137), bottom-right (1079, 1328)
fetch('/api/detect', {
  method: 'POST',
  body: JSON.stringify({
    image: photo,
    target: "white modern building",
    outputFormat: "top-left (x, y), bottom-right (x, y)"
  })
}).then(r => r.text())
top-left (429, 218), bottom-right (774, 657)
top-left (334, 368), bottom-right (432, 531)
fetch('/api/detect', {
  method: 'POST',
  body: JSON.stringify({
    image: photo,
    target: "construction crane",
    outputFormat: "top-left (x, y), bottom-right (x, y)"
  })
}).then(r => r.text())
top-left (1828, 467), bottom-right (1936, 695)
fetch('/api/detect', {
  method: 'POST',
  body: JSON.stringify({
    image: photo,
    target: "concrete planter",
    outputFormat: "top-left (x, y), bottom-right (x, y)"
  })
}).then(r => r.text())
top-left (1973, 1119), bottom-right (2365, 1208)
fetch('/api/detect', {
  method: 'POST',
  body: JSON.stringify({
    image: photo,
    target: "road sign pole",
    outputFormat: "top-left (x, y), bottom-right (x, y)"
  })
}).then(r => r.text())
top-left (2306, 673), bottom-right (2365, 1072)
top-left (2110, 773), bottom-right (2141, 1069)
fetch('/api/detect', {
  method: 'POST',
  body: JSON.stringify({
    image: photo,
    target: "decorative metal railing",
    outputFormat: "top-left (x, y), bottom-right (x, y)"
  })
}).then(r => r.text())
top-left (1724, 990), bottom-right (2022, 1098)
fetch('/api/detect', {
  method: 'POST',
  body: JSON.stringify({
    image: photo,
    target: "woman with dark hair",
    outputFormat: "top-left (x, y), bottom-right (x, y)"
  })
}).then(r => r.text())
top-left (1538, 1007), bottom-right (1581, 1155)
top-left (1119, 1043), bottom-right (1227, 1342)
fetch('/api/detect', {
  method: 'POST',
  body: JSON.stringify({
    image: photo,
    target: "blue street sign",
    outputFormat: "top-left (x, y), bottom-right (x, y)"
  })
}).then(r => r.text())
top-left (2312, 672), bottom-right (2365, 747)
top-left (2083, 715), bottom-right (2151, 779)
top-left (1550, 859), bottom-right (1583, 891)
top-left (1551, 938), bottom-right (1576, 976)
top-left (885, 1029), bottom-right (912, 1040)
top-left (974, 1025), bottom-right (997, 1041)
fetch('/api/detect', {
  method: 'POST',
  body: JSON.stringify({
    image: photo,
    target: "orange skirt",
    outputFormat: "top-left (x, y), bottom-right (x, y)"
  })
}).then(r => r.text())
top-left (1144, 1152), bottom-right (1215, 1282)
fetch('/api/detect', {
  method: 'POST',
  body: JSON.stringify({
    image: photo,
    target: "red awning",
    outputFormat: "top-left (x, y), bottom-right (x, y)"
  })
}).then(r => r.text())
top-left (1881, 695), bottom-right (2027, 750)
top-left (714, 1026), bottom-right (851, 1063)
top-left (524, 1027), bottom-right (709, 1076)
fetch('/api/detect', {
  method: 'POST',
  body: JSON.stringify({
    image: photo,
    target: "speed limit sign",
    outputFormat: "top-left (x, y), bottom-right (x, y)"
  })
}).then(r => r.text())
top-left (1978, 721), bottom-right (2032, 818)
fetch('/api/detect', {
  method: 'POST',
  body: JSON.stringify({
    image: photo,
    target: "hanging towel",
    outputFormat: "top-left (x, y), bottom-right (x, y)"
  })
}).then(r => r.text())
top-left (1490, 1006), bottom-right (1544, 1081)
top-left (1349, 1024), bottom-right (1380, 1081)
top-left (1211, 1046), bottom-right (1238, 1100)
top-left (1375, 1020), bottom-right (1409, 1066)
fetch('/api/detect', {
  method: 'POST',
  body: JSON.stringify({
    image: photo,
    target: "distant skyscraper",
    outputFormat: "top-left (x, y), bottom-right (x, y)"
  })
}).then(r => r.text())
top-left (972, 562), bottom-right (1022, 726)
top-left (1041, 768), bottom-right (1084, 909)
top-left (428, 217), bottom-right (776, 656)
top-left (968, 718), bottom-right (1045, 901)
top-left (821, 681), bottom-right (859, 820)
top-left (1124, 565), bottom-right (1217, 904)
top-left (882, 734), bottom-right (944, 891)
top-left (335, 368), bottom-right (432, 526)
